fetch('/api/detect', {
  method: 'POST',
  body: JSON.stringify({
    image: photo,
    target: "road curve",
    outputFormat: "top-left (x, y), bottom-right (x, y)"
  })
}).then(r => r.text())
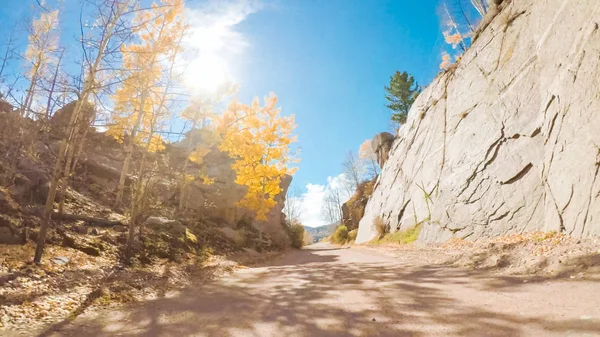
top-left (44, 242), bottom-right (600, 337)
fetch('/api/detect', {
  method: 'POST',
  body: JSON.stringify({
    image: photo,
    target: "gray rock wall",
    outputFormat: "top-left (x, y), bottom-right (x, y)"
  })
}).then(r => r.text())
top-left (356, 0), bottom-right (600, 244)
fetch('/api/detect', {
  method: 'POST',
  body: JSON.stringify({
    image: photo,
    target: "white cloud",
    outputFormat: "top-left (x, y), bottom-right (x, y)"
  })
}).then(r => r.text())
top-left (296, 183), bottom-right (327, 228)
top-left (290, 173), bottom-right (353, 228)
top-left (182, 0), bottom-right (262, 93)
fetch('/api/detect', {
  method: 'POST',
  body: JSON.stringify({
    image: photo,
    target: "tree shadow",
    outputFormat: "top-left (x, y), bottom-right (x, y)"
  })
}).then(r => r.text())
top-left (39, 247), bottom-right (600, 337)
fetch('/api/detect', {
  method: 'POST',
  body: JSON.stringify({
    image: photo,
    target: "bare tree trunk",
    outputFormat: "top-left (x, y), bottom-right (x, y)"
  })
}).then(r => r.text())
top-left (470, 0), bottom-right (488, 17)
top-left (34, 98), bottom-right (84, 263)
top-left (58, 116), bottom-right (91, 216)
top-left (34, 0), bottom-right (128, 263)
top-left (125, 120), bottom-right (155, 262)
top-left (0, 26), bottom-right (17, 82)
top-left (22, 63), bottom-right (41, 118)
top-left (177, 119), bottom-right (198, 212)
top-left (177, 158), bottom-right (190, 211)
top-left (45, 49), bottom-right (64, 120)
top-left (115, 91), bottom-right (146, 207)
top-left (70, 124), bottom-right (90, 174)
top-left (57, 137), bottom-right (76, 216)
top-left (458, 0), bottom-right (475, 32)
top-left (369, 158), bottom-right (380, 178)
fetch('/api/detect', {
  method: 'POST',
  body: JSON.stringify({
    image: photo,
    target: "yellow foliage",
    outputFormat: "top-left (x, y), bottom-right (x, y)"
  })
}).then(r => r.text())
top-left (201, 175), bottom-right (215, 185)
top-left (108, 0), bottom-right (186, 150)
top-left (443, 31), bottom-right (463, 50)
top-left (217, 93), bottom-right (298, 220)
top-left (25, 9), bottom-right (60, 76)
top-left (440, 52), bottom-right (452, 71)
top-left (358, 139), bottom-right (372, 159)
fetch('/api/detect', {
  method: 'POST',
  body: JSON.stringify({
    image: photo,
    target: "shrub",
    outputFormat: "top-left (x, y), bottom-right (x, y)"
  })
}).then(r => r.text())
top-left (286, 223), bottom-right (305, 249)
top-left (347, 229), bottom-right (358, 243)
top-left (331, 225), bottom-right (349, 244)
top-left (373, 216), bottom-right (389, 239)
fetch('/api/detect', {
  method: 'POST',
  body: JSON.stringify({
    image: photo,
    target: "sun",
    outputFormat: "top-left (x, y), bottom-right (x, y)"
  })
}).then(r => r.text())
top-left (184, 54), bottom-right (231, 94)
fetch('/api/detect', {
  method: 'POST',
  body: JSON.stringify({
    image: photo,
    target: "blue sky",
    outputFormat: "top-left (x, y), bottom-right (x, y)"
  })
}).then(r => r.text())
top-left (0, 0), bottom-right (453, 227)
top-left (233, 0), bottom-right (447, 226)
top-left (237, 0), bottom-right (443, 188)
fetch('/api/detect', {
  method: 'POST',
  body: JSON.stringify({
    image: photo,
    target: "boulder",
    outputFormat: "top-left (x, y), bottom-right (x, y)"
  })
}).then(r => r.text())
top-left (51, 101), bottom-right (95, 137)
top-left (0, 214), bottom-right (26, 245)
top-left (9, 165), bottom-right (51, 204)
top-left (371, 132), bottom-right (395, 168)
top-left (341, 179), bottom-right (375, 231)
top-left (357, 0), bottom-right (600, 244)
top-left (218, 227), bottom-right (240, 242)
top-left (0, 227), bottom-right (21, 244)
top-left (175, 144), bottom-right (293, 244)
top-left (145, 216), bottom-right (184, 232)
top-left (59, 230), bottom-right (104, 256)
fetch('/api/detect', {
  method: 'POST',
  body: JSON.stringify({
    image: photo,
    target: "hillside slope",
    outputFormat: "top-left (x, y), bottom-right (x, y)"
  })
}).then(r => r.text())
top-left (357, 0), bottom-right (600, 244)
top-left (304, 223), bottom-right (337, 242)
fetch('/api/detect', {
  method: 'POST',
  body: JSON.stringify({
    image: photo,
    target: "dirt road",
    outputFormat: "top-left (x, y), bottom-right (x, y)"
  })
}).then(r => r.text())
top-left (41, 243), bottom-right (600, 337)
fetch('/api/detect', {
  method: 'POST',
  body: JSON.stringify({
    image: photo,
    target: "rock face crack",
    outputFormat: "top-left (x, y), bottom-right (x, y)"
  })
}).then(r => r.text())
top-left (543, 96), bottom-right (558, 144)
top-left (485, 202), bottom-right (506, 226)
top-left (490, 211), bottom-right (510, 223)
top-left (501, 163), bottom-right (533, 185)
top-left (356, 1), bottom-right (600, 244)
top-left (458, 124), bottom-right (506, 198)
top-left (465, 177), bottom-right (493, 204)
top-left (545, 180), bottom-right (566, 233)
top-left (581, 149), bottom-right (600, 236)
top-left (395, 199), bottom-right (411, 230)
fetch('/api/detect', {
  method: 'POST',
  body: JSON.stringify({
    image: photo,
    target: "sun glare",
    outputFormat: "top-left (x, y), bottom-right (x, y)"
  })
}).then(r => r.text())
top-left (184, 54), bottom-right (231, 94)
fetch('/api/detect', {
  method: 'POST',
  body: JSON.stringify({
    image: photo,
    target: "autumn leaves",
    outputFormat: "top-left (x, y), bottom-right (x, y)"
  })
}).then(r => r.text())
top-left (218, 94), bottom-right (298, 220)
top-left (28, 0), bottom-right (298, 263)
top-left (102, 0), bottom-right (298, 256)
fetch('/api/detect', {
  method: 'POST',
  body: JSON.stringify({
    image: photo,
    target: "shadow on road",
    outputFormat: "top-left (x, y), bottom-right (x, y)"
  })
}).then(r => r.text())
top-left (41, 246), bottom-right (600, 337)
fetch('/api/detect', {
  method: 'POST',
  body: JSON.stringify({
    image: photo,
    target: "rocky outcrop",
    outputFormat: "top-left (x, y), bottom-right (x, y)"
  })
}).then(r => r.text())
top-left (371, 132), bottom-right (395, 168)
top-left (77, 130), bottom-right (292, 240)
top-left (51, 101), bottom-right (96, 137)
top-left (0, 99), bottom-right (14, 113)
top-left (341, 179), bottom-right (375, 231)
top-left (357, 0), bottom-right (600, 244)
top-left (9, 159), bottom-right (51, 204)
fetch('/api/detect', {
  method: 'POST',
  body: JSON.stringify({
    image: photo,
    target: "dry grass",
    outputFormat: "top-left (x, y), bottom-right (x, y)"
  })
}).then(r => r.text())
top-left (373, 216), bottom-right (389, 239)
top-left (347, 229), bottom-right (358, 243)
top-left (372, 223), bottom-right (422, 246)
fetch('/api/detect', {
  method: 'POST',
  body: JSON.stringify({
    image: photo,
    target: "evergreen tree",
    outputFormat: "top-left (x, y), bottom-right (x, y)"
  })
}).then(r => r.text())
top-left (384, 71), bottom-right (421, 125)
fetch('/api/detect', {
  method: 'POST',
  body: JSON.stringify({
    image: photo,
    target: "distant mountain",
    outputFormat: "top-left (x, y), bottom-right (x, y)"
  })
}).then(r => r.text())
top-left (303, 223), bottom-right (338, 242)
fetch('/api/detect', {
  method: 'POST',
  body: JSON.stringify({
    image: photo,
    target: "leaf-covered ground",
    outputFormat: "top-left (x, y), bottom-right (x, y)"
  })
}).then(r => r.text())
top-left (360, 231), bottom-right (600, 279)
top-left (0, 242), bottom-right (279, 335)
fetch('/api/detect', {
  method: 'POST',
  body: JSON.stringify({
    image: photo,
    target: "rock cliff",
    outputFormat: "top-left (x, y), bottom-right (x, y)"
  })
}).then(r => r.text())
top-left (357, 0), bottom-right (600, 244)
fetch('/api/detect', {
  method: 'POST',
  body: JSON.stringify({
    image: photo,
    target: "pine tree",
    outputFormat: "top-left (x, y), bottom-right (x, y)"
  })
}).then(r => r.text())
top-left (384, 71), bottom-right (421, 125)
